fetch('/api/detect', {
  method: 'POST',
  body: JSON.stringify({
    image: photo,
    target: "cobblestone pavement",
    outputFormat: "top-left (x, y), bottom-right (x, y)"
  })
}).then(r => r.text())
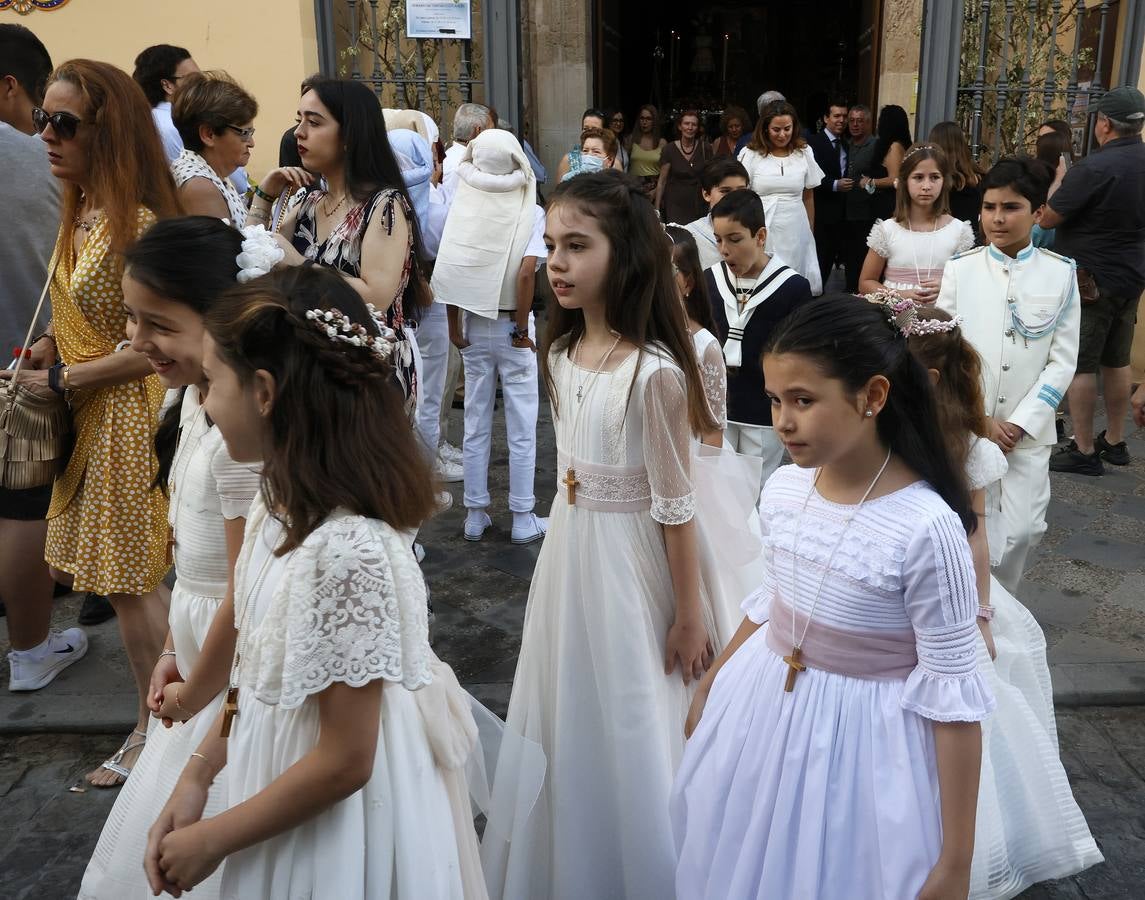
top-left (1, 708), bottom-right (1141, 898)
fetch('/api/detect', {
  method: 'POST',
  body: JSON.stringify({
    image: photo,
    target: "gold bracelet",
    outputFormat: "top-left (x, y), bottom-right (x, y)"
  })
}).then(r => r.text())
top-left (61, 365), bottom-right (72, 390)
top-left (189, 751), bottom-right (209, 764)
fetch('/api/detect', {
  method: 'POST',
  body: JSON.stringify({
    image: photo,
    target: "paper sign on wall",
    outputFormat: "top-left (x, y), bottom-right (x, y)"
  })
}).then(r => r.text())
top-left (406, 0), bottom-right (472, 40)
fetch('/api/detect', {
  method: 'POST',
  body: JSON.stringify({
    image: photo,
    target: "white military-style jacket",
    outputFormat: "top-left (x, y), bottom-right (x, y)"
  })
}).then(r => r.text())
top-left (937, 242), bottom-right (1080, 447)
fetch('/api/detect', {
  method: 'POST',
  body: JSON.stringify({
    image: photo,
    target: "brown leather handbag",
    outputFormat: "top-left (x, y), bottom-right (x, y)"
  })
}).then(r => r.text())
top-left (0, 251), bottom-right (72, 489)
top-left (1075, 267), bottom-right (1100, 305)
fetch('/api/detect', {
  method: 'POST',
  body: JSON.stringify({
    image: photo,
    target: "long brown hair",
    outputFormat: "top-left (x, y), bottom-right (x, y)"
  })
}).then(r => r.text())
top-left (205, 266), bottom-right (436, 552)
top-left (927, 121), bottom-right (983, 191)
top-left (748, 101), bottom-right (807, 155)
top-left (49, 59), bottom-right (180, 251)
top-left (893, 143), bottom-right (952, 224)
top-left (906, 306), bottom-right (989, 475)
top-left (539, 171), bottom-right (718, 436)
top-left (665, 225), bottom-right (717, 334)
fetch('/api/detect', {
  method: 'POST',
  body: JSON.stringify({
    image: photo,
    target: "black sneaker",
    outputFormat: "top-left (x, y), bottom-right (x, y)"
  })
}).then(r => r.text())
top-left (1049, 440), bottom-right (1104, 476)
top-left (1095, 430), bottom-right (1131, 466)
top-left (78, 592), bottom-right (116, 626)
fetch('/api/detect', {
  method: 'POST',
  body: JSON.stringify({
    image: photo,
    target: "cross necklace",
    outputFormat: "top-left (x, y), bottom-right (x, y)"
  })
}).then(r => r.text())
top-left (783, 448), bottom-right (892, 693)
top-left (563, 331), bottom-right (622, 505)
top-left (221, 521), bottom-right (279, 737)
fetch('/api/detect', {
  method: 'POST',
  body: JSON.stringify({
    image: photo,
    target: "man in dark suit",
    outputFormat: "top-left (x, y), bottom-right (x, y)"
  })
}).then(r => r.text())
top-left (808, 98), bottom-right (852, 291)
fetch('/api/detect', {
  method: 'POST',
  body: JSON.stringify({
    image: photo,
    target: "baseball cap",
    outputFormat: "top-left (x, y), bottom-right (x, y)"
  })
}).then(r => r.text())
top-left (1095, 85), bottom-right (1145, 121)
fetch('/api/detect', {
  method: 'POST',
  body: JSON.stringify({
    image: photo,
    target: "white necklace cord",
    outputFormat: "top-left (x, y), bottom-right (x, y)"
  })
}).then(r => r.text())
top-left (790, 447), bottom-right (893, 653)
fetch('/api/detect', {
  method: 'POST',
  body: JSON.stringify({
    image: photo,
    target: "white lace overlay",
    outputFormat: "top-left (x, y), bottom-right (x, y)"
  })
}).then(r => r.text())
top-left (236, 499), bottom-right (432, 709)
top-left (652, 493), bottom-right (697, 525)
top-left (693, 329), bottom-right (728, 429)
top-left (965, 435), bottom-right (1008, 491)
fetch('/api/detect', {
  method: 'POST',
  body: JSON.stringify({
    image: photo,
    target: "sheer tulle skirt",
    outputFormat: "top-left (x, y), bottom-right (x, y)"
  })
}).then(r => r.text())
top-left (970, 576), bottom-right (1102, 898)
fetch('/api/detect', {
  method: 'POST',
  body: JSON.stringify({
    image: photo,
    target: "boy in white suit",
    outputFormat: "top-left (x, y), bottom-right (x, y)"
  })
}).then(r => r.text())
top-left (938, 157), bottom-right (1080, 593)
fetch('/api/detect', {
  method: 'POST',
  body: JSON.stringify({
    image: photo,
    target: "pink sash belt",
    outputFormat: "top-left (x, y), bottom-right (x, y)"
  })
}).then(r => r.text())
top-left (765, 597), bottom-right (918, 680)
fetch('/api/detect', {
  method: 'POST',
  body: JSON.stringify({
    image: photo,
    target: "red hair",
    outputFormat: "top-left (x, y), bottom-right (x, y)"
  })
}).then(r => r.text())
top-left (50, 59), bottom-right (181, 250)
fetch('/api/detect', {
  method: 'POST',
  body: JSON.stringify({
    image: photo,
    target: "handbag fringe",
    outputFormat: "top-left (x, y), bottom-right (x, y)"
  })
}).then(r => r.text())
top-left (0, 384), bottom-right (72, 489)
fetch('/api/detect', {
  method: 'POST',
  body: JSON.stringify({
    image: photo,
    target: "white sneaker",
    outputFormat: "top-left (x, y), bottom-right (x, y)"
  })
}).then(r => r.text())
top-left (511, 514), bottom-right (549, 545)
top-left (434, 490), bottom-right (453, 514)
top-left (464, 510), bottom-right (492, 541)
top-left (8, 627), bottom-right (89, 691)
top-left (434, 452), bottom-right (464, 483)
top-left (438, 441), bottom-right (463, 464)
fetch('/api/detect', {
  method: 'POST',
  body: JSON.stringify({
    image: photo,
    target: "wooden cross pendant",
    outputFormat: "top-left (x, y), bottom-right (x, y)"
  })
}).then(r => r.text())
top-left (783, 646), bottom-right (806, 693)
top-left (220, 686), bottom-right (239, 738)
top-left (563, 467), bottom-right (580, 505)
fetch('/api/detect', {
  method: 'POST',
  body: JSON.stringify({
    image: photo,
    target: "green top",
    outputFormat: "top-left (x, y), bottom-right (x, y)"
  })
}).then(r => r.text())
top-left (629, 141), bottom-right (663, 177)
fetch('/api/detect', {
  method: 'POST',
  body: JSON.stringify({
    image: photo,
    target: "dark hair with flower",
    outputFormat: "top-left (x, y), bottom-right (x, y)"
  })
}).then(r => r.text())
top-left (205, 265), bottom-right (436, 550)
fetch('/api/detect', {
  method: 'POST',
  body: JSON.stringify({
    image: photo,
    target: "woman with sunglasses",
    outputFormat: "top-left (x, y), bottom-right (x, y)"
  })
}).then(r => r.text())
top-left (170, 71), bottom-right (257, 224)
top-left (8, 59), bottom-right (181, 788)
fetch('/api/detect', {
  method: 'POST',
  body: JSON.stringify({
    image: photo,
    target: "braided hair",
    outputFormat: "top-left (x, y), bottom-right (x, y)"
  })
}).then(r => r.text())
top-left (539, 169), bottom-right (718, 437)
top-left (204, 266), bottom-right (436, 551)
top-left (765, 294), bottom-right (976, 534)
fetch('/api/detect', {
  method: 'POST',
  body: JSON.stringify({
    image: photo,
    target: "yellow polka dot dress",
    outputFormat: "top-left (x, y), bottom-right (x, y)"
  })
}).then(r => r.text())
top-left (45, 207), bottom-right (169, 597)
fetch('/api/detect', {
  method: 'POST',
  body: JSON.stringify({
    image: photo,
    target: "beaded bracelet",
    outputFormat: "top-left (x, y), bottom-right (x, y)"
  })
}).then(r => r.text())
top-left (253, 184), bottom-right (279, 203)
top-left (976, 605), bottom-right (996, 621)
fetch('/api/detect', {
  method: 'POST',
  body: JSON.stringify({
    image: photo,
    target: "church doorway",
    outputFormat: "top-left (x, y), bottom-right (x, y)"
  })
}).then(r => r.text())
top-left (594, 0), bottom-right (879, 138)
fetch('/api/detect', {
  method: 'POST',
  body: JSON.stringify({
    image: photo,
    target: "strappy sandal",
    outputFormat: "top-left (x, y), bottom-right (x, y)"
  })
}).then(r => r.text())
top-left (91, 728), bottom-right (147, 788)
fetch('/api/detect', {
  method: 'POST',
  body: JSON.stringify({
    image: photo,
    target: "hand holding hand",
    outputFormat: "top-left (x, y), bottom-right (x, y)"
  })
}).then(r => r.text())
top-left (148, 653), bottom-right (182, 714)
top-left (144, 777), bottom-right (211, 897)
top-left (156, 821), bottom-right (225, 896)
top-left (157, 681), bottom-right (193, 728)
top-left (664, 618), bottom-right (713, 685)
top-left (988, 417), bottom-right (1020, 453)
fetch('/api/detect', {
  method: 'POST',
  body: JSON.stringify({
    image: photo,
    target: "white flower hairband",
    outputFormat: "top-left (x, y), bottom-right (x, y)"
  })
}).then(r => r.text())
top-left (236, 225), bottom-right (285, 283)
top-left (303, 304), bottom-right (398, 362)
top-left (864, 289), bottom-right (963, 338)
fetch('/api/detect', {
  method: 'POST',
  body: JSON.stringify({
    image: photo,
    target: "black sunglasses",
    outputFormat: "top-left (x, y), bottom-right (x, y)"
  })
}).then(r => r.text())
top-left (32, 107), bottom-right (86, 140)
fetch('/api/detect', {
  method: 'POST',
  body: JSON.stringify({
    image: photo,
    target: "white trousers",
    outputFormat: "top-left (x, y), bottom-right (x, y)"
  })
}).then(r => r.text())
top-left (461, 312), bottom-right (539, 513)
top-left (414, 301), bottom-right (449, 460)
top-left (990, 444), bottom-right (1051, 595)
top-left (724, 421), bottom-right (785, 492)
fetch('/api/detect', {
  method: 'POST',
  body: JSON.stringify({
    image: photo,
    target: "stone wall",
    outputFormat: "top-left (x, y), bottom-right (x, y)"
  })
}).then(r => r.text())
top-left (877, 0), bottom-right (923, 134)
top-left (526, 0), bottom-right (593, 185)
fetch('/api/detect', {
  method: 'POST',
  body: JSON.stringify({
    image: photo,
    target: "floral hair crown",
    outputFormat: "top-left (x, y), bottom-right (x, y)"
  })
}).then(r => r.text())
top-left (303, 304), bottom-right (398, 362)
top-left (864, 289), bottom-right (963, 338)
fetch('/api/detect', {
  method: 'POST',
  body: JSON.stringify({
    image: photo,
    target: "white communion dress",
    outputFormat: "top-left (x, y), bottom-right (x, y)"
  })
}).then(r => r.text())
top-left (79, 388), bottom-right (259, 900)
top-left (671, 464), bottom-right (995, 900)
top-left (480, 343), bottom-right (739, 900)
top-left (965, 437), bottom-right (1102, 898)
top-left (737, 145), bottom-right (825, 294)
top-left (216, 497), bottom-right (485, 900)
top-left (866, 217), bottom-right (975, 298)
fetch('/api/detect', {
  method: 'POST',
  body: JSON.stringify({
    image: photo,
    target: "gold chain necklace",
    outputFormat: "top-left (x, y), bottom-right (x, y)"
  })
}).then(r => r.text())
top-left (320, 192), bottom-right (347, 218)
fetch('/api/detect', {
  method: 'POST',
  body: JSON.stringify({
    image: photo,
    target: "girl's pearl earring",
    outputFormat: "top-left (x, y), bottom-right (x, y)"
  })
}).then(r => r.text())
top-left (864, 409), bottom-right (873, 418)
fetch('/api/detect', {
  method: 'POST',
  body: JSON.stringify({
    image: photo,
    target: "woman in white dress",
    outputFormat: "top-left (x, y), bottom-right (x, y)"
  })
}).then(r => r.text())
top-left (79, 218), bottom-right (260, 900)
top-left (672, 294), bottom-right (995, 900)
top-left (737, 101), bottom-right (825, 294)
top-left (169, 71), bottom-right (256, 224)
top-left (906, 306), bottom-right (1102, 898)
top-left (858, 143), bottom-right (975, 302)
top-left (480, 171), bottom-right (727, 900)
top-left (143, 266), bottom-right (485, 900)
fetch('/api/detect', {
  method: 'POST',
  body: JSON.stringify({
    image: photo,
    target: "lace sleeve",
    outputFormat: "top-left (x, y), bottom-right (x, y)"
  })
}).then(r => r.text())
top-left (272, 515), bottom-right (433, 709)
top-left (642, 360), bottom-right (696, 525)
top-left (208, 437), bottom-right (261, 520)
top-left (698, 339), bottom-right (728, 429)
top-left (954, 220), bottom-right (976, 254)
top-left (899, 510), bottom-right (995, 722)
top-left (866, 219), bottom-right (891, 258)
top-left (965, 436), bottom-right (1008, 491)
